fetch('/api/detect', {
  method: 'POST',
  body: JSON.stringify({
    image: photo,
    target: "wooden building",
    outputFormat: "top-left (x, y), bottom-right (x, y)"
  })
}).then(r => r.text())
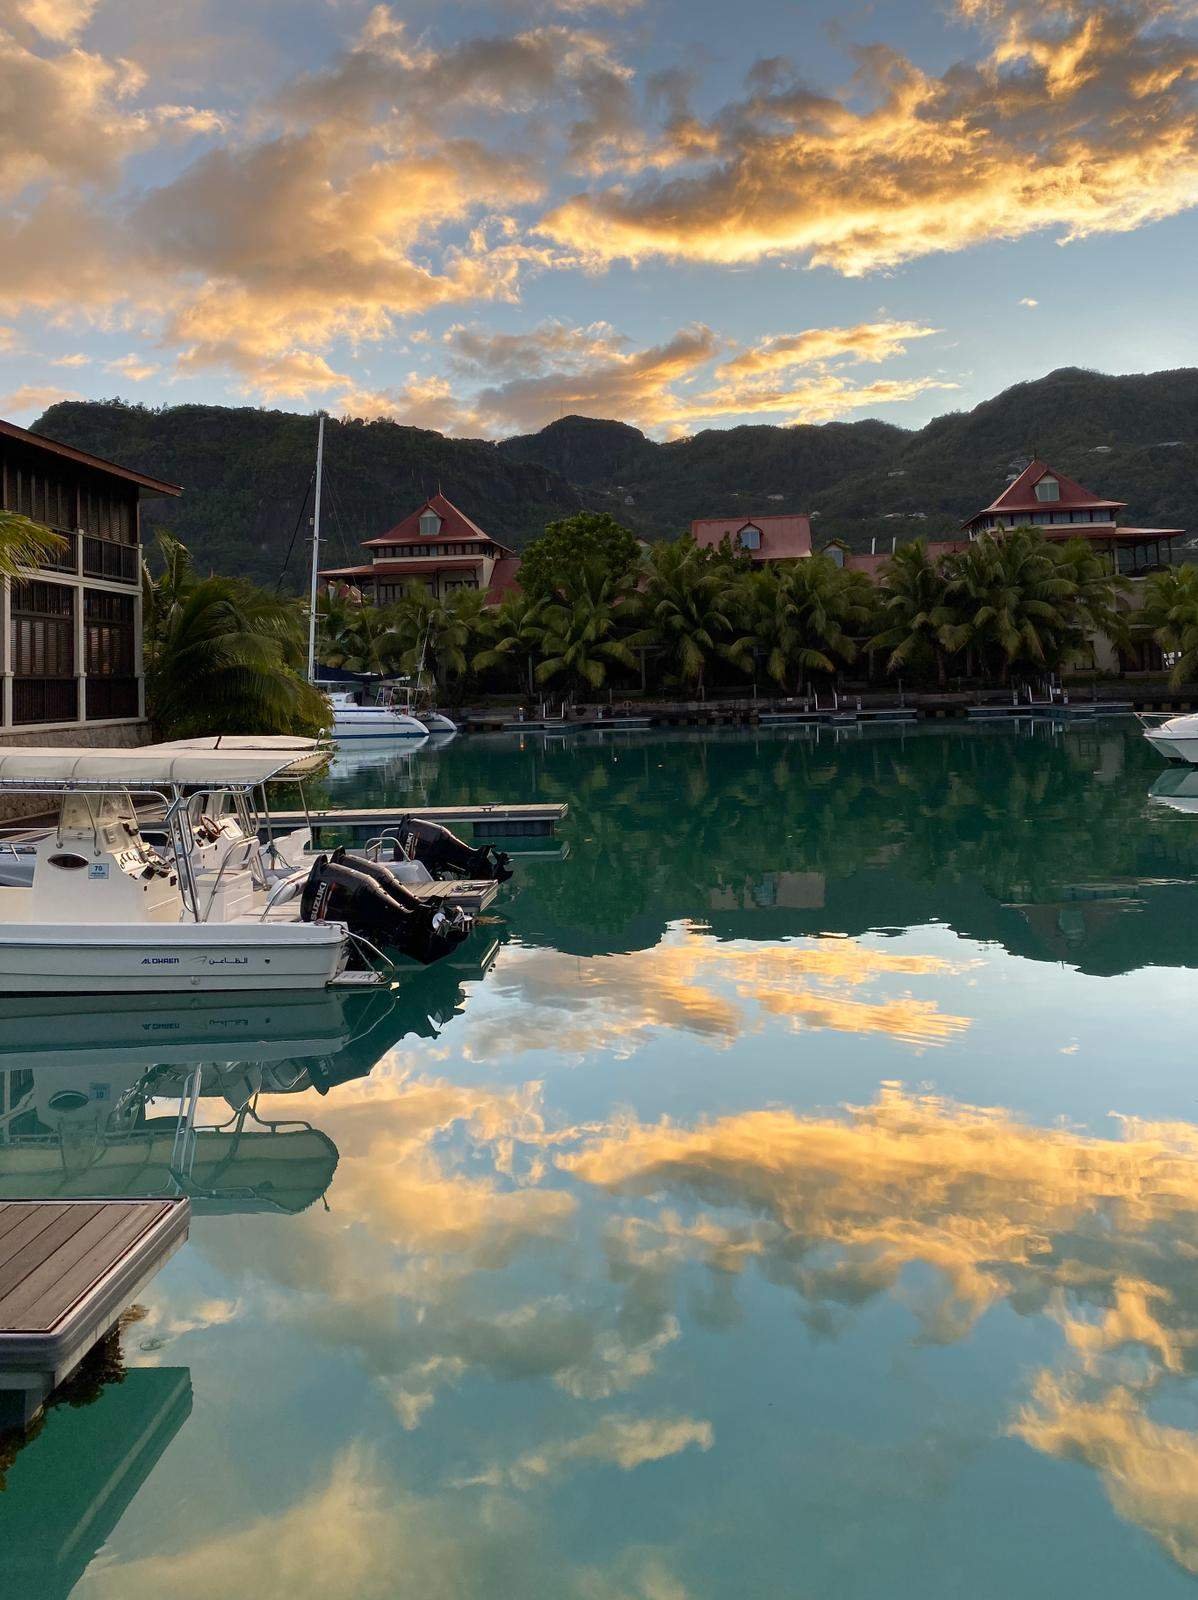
top-left (319, 491), bottom-right (520, 604)
top-left (0, 419), bottom-right (181, 737)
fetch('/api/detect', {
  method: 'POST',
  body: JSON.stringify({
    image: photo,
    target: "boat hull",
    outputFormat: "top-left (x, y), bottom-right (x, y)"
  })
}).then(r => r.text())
top-left (0, 922), bottom-right (348, 995)
top-left (1144, 730), bottom-right (1198, 764)
top-left (332, 710), bottom-right (428, 741)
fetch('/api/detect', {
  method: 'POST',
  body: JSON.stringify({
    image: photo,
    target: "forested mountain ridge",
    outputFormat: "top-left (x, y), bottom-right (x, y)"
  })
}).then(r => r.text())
top-left (35, 365), bottom-right (1198, 585)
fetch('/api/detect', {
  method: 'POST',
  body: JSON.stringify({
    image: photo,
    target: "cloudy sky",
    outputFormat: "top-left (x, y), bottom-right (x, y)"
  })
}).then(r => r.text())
top-left (2, 0), bottom-right (1197, 438)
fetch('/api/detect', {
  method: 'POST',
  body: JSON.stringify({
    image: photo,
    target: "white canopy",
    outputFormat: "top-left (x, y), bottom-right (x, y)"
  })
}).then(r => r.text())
top-left (146, 736), bottom-right (330, 778)
top-left (0, 746), bottom-right (317, 788)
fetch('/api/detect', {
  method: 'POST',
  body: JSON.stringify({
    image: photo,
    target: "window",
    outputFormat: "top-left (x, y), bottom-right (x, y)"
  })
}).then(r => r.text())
top-left (1035, 477), bottom-right (1060, 502)
top-left (419, 511), bottom-right (441, 537)
top-left (738, 524), bottom-right (762, 551)
top-left (84, 590), bottom-right (135, 677)
top-left (11, 581), bottom-right (74, 678)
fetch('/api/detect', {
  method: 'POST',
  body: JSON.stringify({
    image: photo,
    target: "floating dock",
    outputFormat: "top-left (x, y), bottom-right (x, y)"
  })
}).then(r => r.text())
top-left (0, 1198), bottom-right (190, 1428)
top-left (265, 801), bottom-right (568, 848)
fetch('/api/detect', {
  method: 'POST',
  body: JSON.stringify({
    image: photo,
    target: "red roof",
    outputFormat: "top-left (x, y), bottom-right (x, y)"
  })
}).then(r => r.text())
top-left (361, 491), bottom-right (514, 554)
top-left (318, 557), bottom-right (486, 580)
top-left (0, 416), bottom-right (181, 497)
top-left (486, 554), bottom-right (522, 603)
top-left (691, 514), bottom-right (812, 560)
top-left (965, 459), bottom-right (1125, 527)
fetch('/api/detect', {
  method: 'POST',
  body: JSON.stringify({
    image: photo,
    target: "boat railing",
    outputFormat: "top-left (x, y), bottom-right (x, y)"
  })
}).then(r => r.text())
top-left (363, 832), bottom-right (415, 863)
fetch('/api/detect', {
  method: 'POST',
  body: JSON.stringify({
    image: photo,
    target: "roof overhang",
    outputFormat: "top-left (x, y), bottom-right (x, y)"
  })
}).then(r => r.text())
top-left (0, 419), bottom-right (182, 498)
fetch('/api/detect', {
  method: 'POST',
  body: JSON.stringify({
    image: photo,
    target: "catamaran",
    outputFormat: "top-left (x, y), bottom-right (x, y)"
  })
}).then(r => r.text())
top-left (0, 744), bottom-right (474, 995)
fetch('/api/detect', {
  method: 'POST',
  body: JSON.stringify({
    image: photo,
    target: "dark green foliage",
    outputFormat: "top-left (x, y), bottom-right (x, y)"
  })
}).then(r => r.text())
top-left (518, 511), bottom-right (641, 599)
top-left (34, 367), bottom-right (1198, 590)
top-left (34, 401), bottom-right (584, 589)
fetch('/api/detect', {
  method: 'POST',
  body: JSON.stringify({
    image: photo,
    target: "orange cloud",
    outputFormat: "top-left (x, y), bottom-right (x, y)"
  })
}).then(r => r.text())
top-left (541, 1), bottom-right (1198, 275)
top-left (464, 931), bottom-right (971, 1061)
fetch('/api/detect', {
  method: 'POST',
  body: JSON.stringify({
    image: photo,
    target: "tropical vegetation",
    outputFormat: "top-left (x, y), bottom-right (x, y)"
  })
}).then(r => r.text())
top-left (142, 533), bottom-right (327, 737)
top-left (132, 512), bottom-right (1169, 739)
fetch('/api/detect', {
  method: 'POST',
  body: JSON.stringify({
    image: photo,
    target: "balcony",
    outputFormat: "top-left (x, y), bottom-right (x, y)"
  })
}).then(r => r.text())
top-left (12, 677), bottom-right (78, 725)
top-left (82, 537), bottom-right (139, 585)
top-left (33, 531), bottom-right (77, 574)
top-left (85, 676), bottom-right (140, 721)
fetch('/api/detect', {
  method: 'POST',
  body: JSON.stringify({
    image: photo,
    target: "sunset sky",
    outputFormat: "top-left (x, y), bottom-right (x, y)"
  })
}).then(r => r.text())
top-left (2, 0), bottom-right (1197, 437)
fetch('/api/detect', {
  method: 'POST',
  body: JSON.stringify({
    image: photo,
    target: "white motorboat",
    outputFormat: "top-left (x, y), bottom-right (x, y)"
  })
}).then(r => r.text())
top-left (0, 741), bottom-right (479, 995)
top-left (324, 687), bottom-right (430, 741)
top-left (0, 746), bottom-right (382, 996)
top-left (1140, 712), bottom-right (1198, 764)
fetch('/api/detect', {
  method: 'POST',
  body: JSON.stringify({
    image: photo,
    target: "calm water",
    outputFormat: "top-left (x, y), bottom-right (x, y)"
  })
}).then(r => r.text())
top-left (5, 720), bottom-right (1198, 1598)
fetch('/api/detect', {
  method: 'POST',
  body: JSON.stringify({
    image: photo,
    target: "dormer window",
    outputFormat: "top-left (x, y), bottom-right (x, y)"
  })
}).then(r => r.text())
top-left (738, 524), bottom-right (762, 551)
top-left (1035, 477), bottom-right (1060, 502)
top-left (419, 510), bottom-right (442, 537)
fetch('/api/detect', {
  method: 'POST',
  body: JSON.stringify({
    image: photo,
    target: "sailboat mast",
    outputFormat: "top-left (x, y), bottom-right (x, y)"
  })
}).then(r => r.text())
top-left (306, 412), bottom-right (325, 683)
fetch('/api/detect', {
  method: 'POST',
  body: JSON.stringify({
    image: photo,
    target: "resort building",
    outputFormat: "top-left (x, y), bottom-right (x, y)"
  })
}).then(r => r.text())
top-left (319, 492), bottom-right (521, 604)
top-left (691, 513), bottom-right (813, 562)
top-left (957, 458), bottom-right (1182, 573)
top-left (845, 458), bottom-right (1183, 585)
top-left (0, 418), bottom-right (180, 740)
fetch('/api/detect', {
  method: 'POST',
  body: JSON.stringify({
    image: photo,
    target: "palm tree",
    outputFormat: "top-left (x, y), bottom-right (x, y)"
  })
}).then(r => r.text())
top-left (389, 585), bottom-right (484, 701)
top-left (729, 556), bottom-right (873, 694)
top-left (1139, 564), bottom-right (1198, 685)
top-left (474, 592), bottom-right (546, 695)
top-left (943, 528), bottom-right (1075, 682)
top-left (0, 510), bottom-right (68, 576)
top-left (144, 554), bottom-right (328, 737)
top-left (1047, 536), bottom-right (1129, 670)
top-left (317, 595), bottom-right (402, 675)
top-left (534, 561), bottom-right (636, 698)
top-left (871, 539), bottom-right (960, 688)
top-left (628, 538), bottom-right (738, 692)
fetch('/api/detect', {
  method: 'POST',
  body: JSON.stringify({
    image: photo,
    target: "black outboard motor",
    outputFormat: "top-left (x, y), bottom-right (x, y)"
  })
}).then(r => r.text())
top-left (392, 816), bottom-right (513, 882)
top-left (300, 850), bottom-right (471, 965)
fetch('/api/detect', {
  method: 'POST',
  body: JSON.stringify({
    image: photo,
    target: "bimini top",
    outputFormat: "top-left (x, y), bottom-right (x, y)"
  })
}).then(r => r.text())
top-left (0, 745), bottom-right (320, 789)
top-left (147, 736), bottom-right (331, 779)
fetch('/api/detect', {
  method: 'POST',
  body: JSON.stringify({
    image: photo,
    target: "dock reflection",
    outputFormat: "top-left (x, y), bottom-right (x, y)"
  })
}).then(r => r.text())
top-left (0, 1362), bottom-right (191, 1600)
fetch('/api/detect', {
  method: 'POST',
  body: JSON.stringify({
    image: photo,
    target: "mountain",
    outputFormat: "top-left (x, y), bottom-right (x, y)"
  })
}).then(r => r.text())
top-left (34, 366), bottom-right (1198, 584)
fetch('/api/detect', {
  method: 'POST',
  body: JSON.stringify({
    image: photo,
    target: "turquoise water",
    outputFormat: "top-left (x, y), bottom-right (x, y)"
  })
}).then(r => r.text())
top-left (5, 720), bottom-right (1198, 1597)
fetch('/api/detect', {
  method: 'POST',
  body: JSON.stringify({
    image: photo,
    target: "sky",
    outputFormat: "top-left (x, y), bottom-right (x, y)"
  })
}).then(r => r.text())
top-left (1, 0), bottom-right (1197, 439)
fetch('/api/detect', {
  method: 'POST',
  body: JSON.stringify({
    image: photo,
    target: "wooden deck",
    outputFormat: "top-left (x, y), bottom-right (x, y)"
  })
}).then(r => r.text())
top-left (0, 1198), bottom-right (190, 1428)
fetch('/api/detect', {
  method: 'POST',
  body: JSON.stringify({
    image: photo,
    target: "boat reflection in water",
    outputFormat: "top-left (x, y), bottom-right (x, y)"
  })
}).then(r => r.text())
top-left (0, 940), bottom-right (499, 1215)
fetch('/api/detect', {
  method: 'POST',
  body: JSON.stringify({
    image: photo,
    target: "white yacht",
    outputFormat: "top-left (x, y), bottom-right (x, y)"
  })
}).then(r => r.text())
top-left (0, 745), bottom-right (481, 996)
top-left (325, 687), bottom-right (430, 741)
top-left (1140, 713), bottom-right (1198, 765)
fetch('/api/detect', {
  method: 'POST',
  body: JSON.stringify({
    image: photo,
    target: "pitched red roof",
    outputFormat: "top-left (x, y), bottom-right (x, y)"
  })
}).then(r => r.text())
top-left (691, 514), bottom-right (812, 560)
top-left (486, 554), bottom-right (522, 603)
top-left (966, 459), bottom-right (1125, 525)
top-left (361, 491), bottom-right (514, 553)
top-left (318, 557), bottom-right (486, 579)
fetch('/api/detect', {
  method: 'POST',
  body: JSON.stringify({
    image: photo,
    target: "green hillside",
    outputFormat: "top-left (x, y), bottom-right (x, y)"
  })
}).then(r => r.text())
top-left (34, 366), bottom-right (1198, 584)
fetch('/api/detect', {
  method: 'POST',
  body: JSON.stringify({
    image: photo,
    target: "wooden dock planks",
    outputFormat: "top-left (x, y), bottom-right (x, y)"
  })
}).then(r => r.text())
top-left (0, 1200), bottom-right (180, 1336)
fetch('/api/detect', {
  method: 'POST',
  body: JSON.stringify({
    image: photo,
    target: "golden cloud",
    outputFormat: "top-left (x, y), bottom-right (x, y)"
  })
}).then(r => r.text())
top-left (467, 931), bottom-right (972, 1060)
top-left (349, 315), bottom-right (952, 433)
top-left (560, 1084), bottom-right (1198, 1352)
top-left (1014, 1376), bottom-right (1198, 1574)
top-left (540, 1), bottom-right (1198, 274)
top-left (459, 1412), bottom-right (713, 1490)
top-left (80, 1441), bottom-right (694, 1600)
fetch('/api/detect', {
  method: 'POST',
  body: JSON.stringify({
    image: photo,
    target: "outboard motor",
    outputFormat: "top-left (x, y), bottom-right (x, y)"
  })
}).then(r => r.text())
top-left (300, 850), bottom-right (471, 965)
top-left (392, 816), bottom-right (513, 883)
